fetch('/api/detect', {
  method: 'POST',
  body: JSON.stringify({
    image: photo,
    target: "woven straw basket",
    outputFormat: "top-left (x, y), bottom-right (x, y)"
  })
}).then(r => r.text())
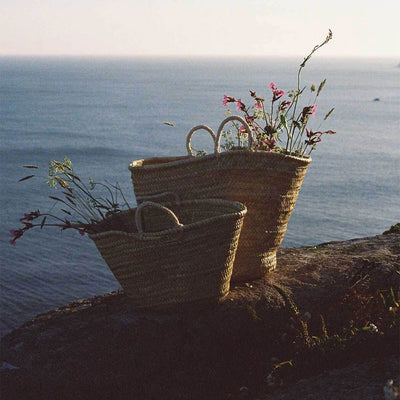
top-left (88, 199), bottom-right (247, 310)
top-left (129, 116), bottom-right (311, 282)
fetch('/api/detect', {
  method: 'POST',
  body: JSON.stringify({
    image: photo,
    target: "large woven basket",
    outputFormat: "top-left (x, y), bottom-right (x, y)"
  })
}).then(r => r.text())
top-left (88, 199), bottom-right (247, 310)
top-left (129, 116), bottom-right (311, 282)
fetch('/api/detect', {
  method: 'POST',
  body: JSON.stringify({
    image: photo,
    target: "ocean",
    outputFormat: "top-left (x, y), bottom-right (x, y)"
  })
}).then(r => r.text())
top-left (1, 56), bottom-right (399, 337)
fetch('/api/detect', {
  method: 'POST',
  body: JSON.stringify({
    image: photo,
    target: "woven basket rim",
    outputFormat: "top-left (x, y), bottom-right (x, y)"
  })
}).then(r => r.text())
top-left (88, 198), bottom-right (247, 241)
top-left (129, 150), bottom-right (311, 171)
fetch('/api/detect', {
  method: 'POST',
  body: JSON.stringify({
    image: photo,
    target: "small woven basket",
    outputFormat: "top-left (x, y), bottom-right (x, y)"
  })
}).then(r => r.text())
top-left (129, 116), bottom-right (311, 282)
top-left (88, 199), bottom-right (247, 310)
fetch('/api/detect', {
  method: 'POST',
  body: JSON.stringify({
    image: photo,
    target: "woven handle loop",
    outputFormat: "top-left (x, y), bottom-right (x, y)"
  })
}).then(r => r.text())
top-left (136, 191), bottom-right (181, 206)
top-left (135, 201), bottom-right (183, 233)
top-left (186, 125), bottom-right (216, 157)
top-left (215, 116), bottom-right (253, 154)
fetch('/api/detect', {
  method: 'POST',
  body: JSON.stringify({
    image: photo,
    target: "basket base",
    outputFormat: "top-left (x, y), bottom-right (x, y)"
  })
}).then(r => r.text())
top-left (231, 252), bottom-right (277, 282)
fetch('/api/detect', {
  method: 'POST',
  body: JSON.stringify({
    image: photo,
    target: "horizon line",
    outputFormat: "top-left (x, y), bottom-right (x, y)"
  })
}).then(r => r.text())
top-left (1, 53), bottom-right (399, 59)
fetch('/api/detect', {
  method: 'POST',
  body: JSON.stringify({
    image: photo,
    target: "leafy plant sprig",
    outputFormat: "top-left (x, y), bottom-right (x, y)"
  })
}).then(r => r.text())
top-left (222, 30), bottom-right (336, 157)
top-left (10, 157), bottom-right (130, 245)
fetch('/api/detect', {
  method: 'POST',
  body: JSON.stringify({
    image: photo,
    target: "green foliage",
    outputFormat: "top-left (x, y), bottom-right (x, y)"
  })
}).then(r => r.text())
top-left (11, 158), bottom-right (131, 243)
top-left (220, 108), bottom-right (249, 151)
top-left (383, 223), bottom-right (400, 235)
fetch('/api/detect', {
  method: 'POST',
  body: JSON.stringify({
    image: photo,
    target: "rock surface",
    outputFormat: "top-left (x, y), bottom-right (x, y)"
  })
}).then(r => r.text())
top-left (1, 227), bottom-right (399, 400)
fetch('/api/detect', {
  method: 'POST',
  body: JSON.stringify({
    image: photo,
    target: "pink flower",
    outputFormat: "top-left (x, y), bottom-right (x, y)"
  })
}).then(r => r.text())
top-left (19, 210), bottom-right (40, 222)
top-left (279, 101), bottom-right (291, 111)
top-left (270, 82), bottom-right (285, 101)
top-left (301, 105), bottom-right (314, 119)
top-left (9, 228), bottom-right (24, 245)
top-left (263, 137), bottom-right (276, 150)
top-left (222, 95), bottom-right (235, 106)
top-left (273, 88), bottom-right (284, 97)
top-left (20, 213), bottom-right (30, 221)
top-left (239, 125), bottom-right (247, 133)
top-left (236, 99), bottom-right (244, 111)
top-left (254, 101), bottom-right (263, 109)
top-left (10, 229), bottom-right (23, 237)
top-left (312, 103), bottom-right (317, 116)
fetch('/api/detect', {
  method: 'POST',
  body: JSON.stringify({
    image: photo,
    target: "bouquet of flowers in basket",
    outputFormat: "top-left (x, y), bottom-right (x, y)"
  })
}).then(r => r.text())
top-left (221, 30), bottom-right (335, 157)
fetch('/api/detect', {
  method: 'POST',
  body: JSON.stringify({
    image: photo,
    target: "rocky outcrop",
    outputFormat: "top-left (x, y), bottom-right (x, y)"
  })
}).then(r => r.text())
top-left (1, 227), bottom-right (399, 400)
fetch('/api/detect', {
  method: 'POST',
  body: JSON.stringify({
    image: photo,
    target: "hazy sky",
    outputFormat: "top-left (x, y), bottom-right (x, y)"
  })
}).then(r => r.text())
top-left (1, 0), bottom-right (399, 57)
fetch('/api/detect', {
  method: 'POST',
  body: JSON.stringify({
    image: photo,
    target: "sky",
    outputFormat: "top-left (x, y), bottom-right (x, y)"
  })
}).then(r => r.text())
top-left (1, 0), bottom-right (399, 57)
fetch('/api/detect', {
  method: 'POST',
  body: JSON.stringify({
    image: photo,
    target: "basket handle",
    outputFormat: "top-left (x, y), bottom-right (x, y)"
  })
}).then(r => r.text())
top-left (214, 116), bottom-right (253, 154)
top-left (135, 201), bottom-right (183, 233)
top-left (186, 125), bottom-right (216, 157)
top-left (136, 191), bottom-right (181, 206)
